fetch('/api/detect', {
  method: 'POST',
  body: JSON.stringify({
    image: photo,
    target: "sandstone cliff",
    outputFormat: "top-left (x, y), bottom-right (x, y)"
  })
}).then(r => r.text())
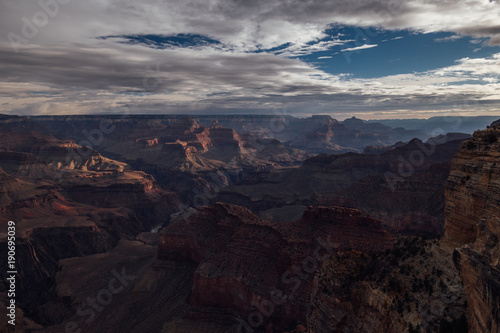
top-left (444, 124), bottom-right (500, 245)
top-left (444, 120), bottom-right (500, 333)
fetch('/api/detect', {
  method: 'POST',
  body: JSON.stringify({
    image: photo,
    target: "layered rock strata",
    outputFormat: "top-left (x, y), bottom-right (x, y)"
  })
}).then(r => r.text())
top-left (444, 121), bottom-right (500, 333)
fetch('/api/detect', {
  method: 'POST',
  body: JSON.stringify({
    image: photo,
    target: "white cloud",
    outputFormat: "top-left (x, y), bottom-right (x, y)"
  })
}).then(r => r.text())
top-left (340, 44), bottom-right (378, 52)
top-left (274, 38), bottom-right (349, 57)
top-left (435, 35), bottom-right (463, 43)
top-left (0, 38), bottom-right (499, 118)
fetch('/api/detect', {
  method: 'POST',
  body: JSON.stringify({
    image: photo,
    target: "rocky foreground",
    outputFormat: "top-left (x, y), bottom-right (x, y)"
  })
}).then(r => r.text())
top-left (158, 203), bottom-right (394, 331)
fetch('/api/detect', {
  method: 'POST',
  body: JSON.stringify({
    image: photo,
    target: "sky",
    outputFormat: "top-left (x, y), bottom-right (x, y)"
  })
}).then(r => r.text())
top-left (1, 0), bottom-right (500, 119)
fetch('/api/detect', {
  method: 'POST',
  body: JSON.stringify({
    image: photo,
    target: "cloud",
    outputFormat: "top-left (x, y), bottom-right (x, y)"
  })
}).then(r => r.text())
top-left (0, 35), bottom-right (499, 118)
top-left (435, 35), bottom-right (463, 43)
top-left (1, 0), bottom-right (500, 118)
top-left (340, 44), bottom-right (378, 52)
top-left (2, 0), bottom-right (500, 52)
top-left (273, 38), bottom-right (349, 57)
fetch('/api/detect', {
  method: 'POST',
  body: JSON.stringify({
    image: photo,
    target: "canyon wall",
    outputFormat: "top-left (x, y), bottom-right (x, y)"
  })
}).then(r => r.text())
top-left (444, 121), bottom-right (500, 333)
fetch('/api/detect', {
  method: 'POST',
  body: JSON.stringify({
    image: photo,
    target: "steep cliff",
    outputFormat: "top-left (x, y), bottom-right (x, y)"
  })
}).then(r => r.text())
top-left (444, 120), bottom-right (500, 333)
top-left (444, 124), bottom-right (500, 245)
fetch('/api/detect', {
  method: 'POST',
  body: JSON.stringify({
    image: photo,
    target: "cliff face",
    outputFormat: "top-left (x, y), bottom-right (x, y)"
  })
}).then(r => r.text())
top-left (157, 203), bottom-right (395, 331)
top-left (453, 222), bottom-right (500, 333)
top-left (444, 121), bottom-right (500, 333)
top-left (444, 125), bottom-right (500, 245)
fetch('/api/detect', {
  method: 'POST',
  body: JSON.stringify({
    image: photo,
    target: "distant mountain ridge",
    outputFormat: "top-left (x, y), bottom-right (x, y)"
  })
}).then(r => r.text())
top-left (369, 116), bottom-right (499, 135)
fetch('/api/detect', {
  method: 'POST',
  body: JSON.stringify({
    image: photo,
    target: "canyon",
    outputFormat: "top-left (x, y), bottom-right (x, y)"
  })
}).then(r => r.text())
top-left (0, 114), bottom-right (498, 332)
top-left (217, 134), bottom-right (468, 236)
top-left (0, 124), bottom-right (179, 330)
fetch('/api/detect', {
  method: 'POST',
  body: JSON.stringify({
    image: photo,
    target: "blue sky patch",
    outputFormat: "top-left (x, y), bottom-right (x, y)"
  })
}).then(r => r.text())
top-left (101, 33), bottom-right (222, 49)
top-left (300, 26), bottom-right (500, 78)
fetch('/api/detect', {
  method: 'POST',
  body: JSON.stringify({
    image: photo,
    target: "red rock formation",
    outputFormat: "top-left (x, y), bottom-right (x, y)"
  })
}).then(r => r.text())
top-left (157, 203), bottom-right (395, 331)
top-left (444, 125), bottom-right (500, 245)
top-left (444, 121), bottom-right (500, 333)
top-left (161, 118), bottom-right (244, 153)
top-left (0, 129), bottom-right (180, 323)
top-left (136, 138), bottom-right (159, 147)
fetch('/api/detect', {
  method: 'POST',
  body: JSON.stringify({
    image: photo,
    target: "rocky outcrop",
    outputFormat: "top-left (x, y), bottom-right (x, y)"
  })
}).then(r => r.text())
top-left (136, 137), bottom-right (159, 147)
top-left (444, 120), bottom-right (500, 333)
top-left (444, 125), bottom-right (500, 245)
top-left (307, 238), bottom-right (467, 333)
top-left (157, 203), bottom-right (395, 331)
top-left (453, 221), bottom-right (500, 333)
top-left (0, 130), bottom-right (128, 173)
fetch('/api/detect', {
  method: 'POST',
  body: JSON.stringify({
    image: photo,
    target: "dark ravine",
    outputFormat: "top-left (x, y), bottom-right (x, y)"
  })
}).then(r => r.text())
top-left (217, 136), bottom-right (466, 237)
